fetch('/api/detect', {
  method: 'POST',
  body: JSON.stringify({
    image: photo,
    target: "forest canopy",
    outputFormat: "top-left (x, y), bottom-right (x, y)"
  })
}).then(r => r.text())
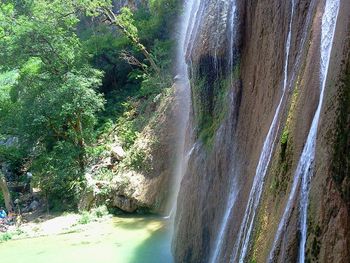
top-left (0, 0), bottom-right (180, 209)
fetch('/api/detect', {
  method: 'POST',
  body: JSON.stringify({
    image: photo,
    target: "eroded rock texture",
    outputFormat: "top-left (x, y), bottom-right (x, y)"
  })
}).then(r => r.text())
top-left (173, 0), bottom-right (350, 262)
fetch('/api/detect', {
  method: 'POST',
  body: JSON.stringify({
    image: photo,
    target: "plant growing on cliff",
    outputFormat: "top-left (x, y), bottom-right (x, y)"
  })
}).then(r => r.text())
top-left (332, 59), bottom-right (350, 203)
top-left (193, 61), bottom-right (241, 147)
top-left (280, 129), bottom-right (289, 161)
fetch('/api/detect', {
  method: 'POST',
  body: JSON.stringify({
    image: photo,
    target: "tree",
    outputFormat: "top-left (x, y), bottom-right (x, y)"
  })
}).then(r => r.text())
top-left (0, 0), bottom-right (179, 208)
top-left (0, 171), bottom-right (13, 212)
top-left (99, 6), bottom-right (161, 74)
top-left (0, 0), bottom-right (106, 205)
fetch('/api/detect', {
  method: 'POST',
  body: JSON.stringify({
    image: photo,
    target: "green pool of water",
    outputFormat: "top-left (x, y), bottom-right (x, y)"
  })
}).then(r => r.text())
top-left (0, 216), bottom-right (174, 263)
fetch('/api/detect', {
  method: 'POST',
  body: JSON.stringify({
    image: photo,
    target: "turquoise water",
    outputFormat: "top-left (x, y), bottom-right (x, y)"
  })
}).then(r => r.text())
top-left (0, 216), bottom-right (174, 263)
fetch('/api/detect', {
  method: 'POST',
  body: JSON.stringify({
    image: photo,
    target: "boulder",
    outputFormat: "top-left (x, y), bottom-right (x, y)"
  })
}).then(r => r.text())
top-left (78, 187), bottom-right (95, 211)
top-left (103, 156), bottom-right (114, 168)
top-left (29, 200), bottom-right (40, 212)
top-left (112, 195), bottom-right (137, 213)
top-left (110, 145), bottom-right (126, 162)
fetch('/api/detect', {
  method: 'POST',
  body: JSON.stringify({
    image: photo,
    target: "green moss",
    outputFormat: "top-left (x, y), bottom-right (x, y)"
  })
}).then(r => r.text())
top-left (270, 176), bottom-right (279, 193)
top-left (270, 75), bottom-right (300, 196)
top-left (280, 129), bottom-right (289, 161)
top-left (192, 59), bottom-right (241, 148)
top-left (198, 78), bottom-right (231, 147)
top-left (332, 60), bottom-right (350, 204)
top-left (249, 217), bottom-right (262, 262)
top-left (311, 226), bottom-right (321, 257)
top-left (305, 199), bottom-right (323, 262)
top-left (309, 222), bottom-right (322, 261)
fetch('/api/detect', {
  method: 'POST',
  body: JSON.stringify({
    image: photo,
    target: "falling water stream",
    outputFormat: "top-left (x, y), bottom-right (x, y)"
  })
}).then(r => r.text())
top-left (268, 0), bottom-right (340, 262)
top-left (169, 0), bottom-right (340, 262)
top-left (164, 0), bottom-right (197, 220)
top-left (298, 0), bottom-right (340, 261)
top-left (209, 0), bottom-right (295, 261)
top-left (209, 179), bottom-right (238, 263)
top-left (229, 2), bottom-right (295, 262)
top-left (208, 1), bottom-right (239, 262)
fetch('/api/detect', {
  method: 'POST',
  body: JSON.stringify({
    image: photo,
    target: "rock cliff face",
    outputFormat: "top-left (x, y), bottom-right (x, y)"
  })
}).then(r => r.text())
top-left (79, 87), bottom-right (184, 214)
top-left (173, 0), bottom-right (350, 262)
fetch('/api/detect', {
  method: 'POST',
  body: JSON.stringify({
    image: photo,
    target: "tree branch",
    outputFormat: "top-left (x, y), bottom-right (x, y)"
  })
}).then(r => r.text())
top-left (99, 7), bottom-right (161, 75)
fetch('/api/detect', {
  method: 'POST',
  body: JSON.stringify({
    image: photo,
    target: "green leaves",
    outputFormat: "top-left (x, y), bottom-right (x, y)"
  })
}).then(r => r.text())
top-left (116, 7), bottom-right (139, 41)
top-left (0, 70), bottom-right (19, 135)
top-left (0, 2), bottom-right (14, 37)
top-left (0, 0), bottom-right (103, 72)
top-left (79, 0), bottom-right (112, 16)
top-left (0, 0), bottom-right (110, 205)
top-left (0, 0), bottom-right (180, 208)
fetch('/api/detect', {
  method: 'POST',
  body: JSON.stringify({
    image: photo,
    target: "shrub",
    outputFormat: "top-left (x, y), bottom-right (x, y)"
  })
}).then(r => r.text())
top-left (78, 211), bottom-right (91, 225)
top-left (0, 232), bottom-right (12, 243)
top-left (78, 205), bottom-right (110, 224)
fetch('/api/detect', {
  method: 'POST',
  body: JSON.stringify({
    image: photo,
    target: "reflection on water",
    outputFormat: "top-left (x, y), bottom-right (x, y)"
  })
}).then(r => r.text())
top-left (0, 216), bottom-right (173, 263)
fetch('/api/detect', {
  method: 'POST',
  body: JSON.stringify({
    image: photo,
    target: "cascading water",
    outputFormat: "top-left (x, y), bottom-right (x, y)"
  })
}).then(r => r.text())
top-left (299, 0), bottom-right (340, 261)
top-left (209, 179), bottom-right (238, 263)
top-left (213, 0), bottom-right (231, 71)
top-left (268, 0), bottom-right (340, 261)
top-left (207, 1), bottom-right (239, 262)
top-left (228, 2), bottom-right (295, 262)
top-left (228, 0), bottom-right (237, 85)
top-left (164, 0), bottom-right (197, 220)
top-left (288, 0), bottom-right (317, 91)
top-left (185, 0), bottom-right (204, 66)
top-left (164, 143), bottom-right (196, 220)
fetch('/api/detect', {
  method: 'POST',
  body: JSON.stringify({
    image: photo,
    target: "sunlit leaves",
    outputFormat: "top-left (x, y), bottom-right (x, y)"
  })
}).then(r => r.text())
top-left (116, 7), bottom-right (139, 41)
top-left (0, 0), bottom-right (108, 204)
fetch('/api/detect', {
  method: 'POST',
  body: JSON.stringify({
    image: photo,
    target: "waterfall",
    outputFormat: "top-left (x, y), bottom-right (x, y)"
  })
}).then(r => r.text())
top-left (209, 179), bottom-right (238, 263)
top-left (299, 0), bottom-right (340, 261)
top-left (210, 1), bottom-right (296, 261)
top-left (228, 0), bottom-right (237, 84)
top-left (208, 1), bottom-right (239, 262)
top-left (268, 0), bottom-right (340, 262)
top-left (185, 0), bottom-right (204, 67)
top-left (288, 0), bottom-right (317, 92)
top-left (164, 143), bottom-right (197, 220)
top-left (228, 2), bottom-right (295, 262)
top-left (164, 0), bottom-right (198, 219)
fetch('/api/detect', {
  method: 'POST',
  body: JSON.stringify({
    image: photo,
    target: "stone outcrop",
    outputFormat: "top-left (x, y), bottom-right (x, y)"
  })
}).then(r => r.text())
top-left (80, 87), bottom-right (184, 214)
top-left (110, 144), bottom-right (126, 162)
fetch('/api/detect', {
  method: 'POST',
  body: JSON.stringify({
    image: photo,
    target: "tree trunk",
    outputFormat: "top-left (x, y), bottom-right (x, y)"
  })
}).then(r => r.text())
top-left (0, 171), bottom-right (13, 212)
top-left (75, 115), bottom-right (86, 172)
top-left (102, 7), bottom-right (161, 75)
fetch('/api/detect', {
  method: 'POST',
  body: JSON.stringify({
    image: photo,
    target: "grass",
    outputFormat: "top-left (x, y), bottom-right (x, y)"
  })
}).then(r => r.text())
top-left (0, 228), bottom-right (24, 243)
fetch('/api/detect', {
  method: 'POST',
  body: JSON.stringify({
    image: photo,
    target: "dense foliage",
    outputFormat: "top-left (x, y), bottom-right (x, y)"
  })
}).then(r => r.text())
top-left (0, 0), bottom-right (180, 209)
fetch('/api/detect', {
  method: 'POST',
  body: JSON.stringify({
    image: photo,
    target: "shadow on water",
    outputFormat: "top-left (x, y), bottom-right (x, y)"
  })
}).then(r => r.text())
top-left (0, 215), bottom-right (174, 263)
top-left (113, 215), bottom-right (163, 230)
top-left (128, 219), bottom-right (174, 263)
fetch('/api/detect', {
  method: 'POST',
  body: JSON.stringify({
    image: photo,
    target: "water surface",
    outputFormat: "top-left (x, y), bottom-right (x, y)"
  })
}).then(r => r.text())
top-left (0, 216), bottom-right (173, 263)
